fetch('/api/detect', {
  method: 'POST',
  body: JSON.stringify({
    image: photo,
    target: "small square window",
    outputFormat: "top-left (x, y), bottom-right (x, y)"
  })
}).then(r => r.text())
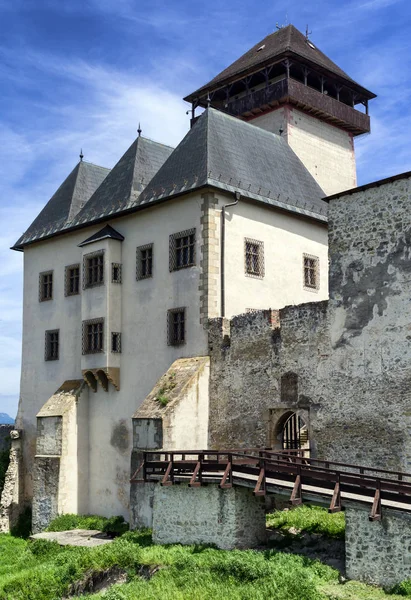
top-left (65, 264), bottom-right (80, 296)
top-left (112, 263), bottom-right (122, 284)
top-left (303, 254), bottom-right (320, 290)
top-left (167, 307), bottom-right (186, 346)
top-left (244, 238), bottom-right (264, 278)
top-left (111, 332), bottom-right (121, 353)
top-left (136, 243), bottom-right (153, 280)
top-left (169, 229), bottom-right (195, 271)
top-left (45, 329), bottom-right (59, 361)
top-left (83, 251), bottom-right (104, 289)
top-left (82, 318), bottom-right (104, 354)
top-left (39, 271), bottom-right (53, 301)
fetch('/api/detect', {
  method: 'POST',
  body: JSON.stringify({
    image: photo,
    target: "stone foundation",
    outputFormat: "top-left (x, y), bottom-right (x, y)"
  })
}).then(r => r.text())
top-left (345, 506), bottom-right (411, 587)
top-left (152, 484), bottom-right (266, 549)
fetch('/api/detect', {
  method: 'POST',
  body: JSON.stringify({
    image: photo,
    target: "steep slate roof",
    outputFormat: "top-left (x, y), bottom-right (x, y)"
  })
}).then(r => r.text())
top-left (13, 161), bottom-right (110, 249)
top-left (70, 136), bottom-right (174, 227)
top-left (186, 24), bottom-right (374, 100)
top-left (78, 224), bottom-right (124, 247)
top-left (137, 108), bottom-right (328, 221)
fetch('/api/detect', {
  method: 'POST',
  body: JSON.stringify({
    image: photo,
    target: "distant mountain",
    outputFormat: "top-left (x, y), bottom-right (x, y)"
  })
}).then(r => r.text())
top-left (0, 413), bottom-right (14, 425)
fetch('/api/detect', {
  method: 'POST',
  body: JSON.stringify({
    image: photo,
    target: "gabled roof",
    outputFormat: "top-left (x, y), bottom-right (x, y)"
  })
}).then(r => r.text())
top-left (78, 224), bottom-right (124, 247)
top-left (185, 24), bottom-right (375, 101)
top-left (137, 108), bottom-right (328, 221)
top-left (13, 161), bottom-right (110, 250)
top-left (70, 136), bottom-right (174, 227)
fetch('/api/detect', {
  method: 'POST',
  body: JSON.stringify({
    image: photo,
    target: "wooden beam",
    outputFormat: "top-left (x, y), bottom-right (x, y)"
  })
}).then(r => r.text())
top-left (161, 461), bottom-right (173, 487)
top-left (290, 474), bottom-right (302, 505)
top-left (254, 468), bottom-right (266, 496)
top-left (220, 462), bottom-right (233, 489)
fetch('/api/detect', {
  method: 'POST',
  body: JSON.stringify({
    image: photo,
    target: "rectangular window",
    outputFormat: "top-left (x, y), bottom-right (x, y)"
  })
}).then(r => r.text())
top-left (303, 254), bottom-right (320, 290)
top-left (136, 243), bottom-right (153, 280)
top-left (167, 307), bottom-right (186, 346)
top-left (82, 318), bottom-right (104, 354)
top-left (39, 271), bottom-right (53, 301)
top-left (244, 238), bottom-right (264, 278)
top-left (169, 229), bottom-right (195, 271)
top-left (112, 263), bottom-right (122, 283)
top-left (111, 332), bottom-right (121, 353)
top-left (45, 329), bottom-right (59, 361)
top-left (65, 264), bottom-right (80, 296)
top-left (83, 251), bottom-right (104, 289)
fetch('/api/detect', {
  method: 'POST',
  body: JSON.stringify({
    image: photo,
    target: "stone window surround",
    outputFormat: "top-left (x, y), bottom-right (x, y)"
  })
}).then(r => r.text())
top-left (244, 237), bottom-right (265, 279)
top-left (169, 228), bottom-right (196, 272)
top-left (83, 250), bottom-right (105, 289)
top-left (45, 329), bottom-right (59, 361)
top-left (82, 317), bottom-right (104, 354)
top-left (111, 263), bottom-right (122, 284)
top-left (136, 243), bottom-right (154, 280)
top-left (65, 263), bottom-right (80, 296)
top-left (167, 307), bottom-right (186, 346)
top-left (303, 253), bottom-right (320, 292)
top-left (39, 270), bottom-right (53, 302)
top-left (111, 332), bottom-right (121, 353)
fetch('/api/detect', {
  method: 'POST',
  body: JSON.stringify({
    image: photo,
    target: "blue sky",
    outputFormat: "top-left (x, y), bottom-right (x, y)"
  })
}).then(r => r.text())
top-left (1, 0), bottom-right (410, 418)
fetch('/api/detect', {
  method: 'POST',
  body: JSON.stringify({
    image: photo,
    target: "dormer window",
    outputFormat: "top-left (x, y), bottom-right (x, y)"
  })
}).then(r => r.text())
top-left (83, 251), bottom-right (104, 289)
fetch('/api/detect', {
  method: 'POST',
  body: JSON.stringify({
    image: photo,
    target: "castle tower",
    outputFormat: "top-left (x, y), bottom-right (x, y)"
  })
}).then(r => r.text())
top-left (184, 25), bottom-right (376, 196)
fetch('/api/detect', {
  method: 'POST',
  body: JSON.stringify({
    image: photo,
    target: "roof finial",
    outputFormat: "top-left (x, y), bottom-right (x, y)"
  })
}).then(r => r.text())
top-left (305, 25), bottom-right (312, 40)
top-left (79, 149), bottom-right (84, 161)
top-left (137, 123), bottom-right (142, 137)
top-left (206, 93), bottom-right (211, 108)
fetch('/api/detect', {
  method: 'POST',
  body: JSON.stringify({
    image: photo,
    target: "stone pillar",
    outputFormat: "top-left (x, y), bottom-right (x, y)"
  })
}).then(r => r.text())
top-left (130, 418), bottom-right (162, 529)
top-left (0, 430), bottom-right (23, 533)
top-left (152, 484), bottom-right (266, 549)
top-left (345, 505), bottom-right (411, 587)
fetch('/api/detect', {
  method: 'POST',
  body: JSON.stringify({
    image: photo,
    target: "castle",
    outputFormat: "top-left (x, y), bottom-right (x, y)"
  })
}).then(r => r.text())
top-left (3, 24), bottom-right (395, 533)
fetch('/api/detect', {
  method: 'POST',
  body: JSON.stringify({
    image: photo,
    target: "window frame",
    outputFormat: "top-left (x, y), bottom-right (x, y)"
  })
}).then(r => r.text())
top-left (169, 228), bottom-right (196, 272)
top-left (83, 250), bottom-right (105, 289)
top-left (244, 238), bottom-right (265, 279)
top-left (65, 264), bottom-right (80, 296)
top-left (111, 332), bottom-right (122, 353)
top-left (136, 243), bottom-right (153, 280)
top-left (82, 318), bottom-right (105, 354)
top-left (39, 270), bottom-right (53, 302)
top-left (111, 263), bottom-right (122, 284)
top-left (303, 253), bottom-right (320, 291)
top-left (167, 307), bottom-right (186, 346)
top-left (45, 329), bottom-right (59, 361)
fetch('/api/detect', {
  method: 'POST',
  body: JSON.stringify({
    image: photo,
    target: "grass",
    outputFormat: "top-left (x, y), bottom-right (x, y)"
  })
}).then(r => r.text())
top-left (266, 505), bottom-right (346, 540)
top-left (0, 506), bottom-right (409, 599)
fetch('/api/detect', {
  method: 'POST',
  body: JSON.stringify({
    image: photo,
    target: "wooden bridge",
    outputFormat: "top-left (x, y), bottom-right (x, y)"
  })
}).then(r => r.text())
top-left (132, 448), bottom-right (411, 521)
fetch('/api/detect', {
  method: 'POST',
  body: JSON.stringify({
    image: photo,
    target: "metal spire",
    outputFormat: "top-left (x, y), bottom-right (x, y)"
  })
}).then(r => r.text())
top-left (206, 93), bottom-right (211, 108)
top-left (137, 123), bottom-right (142, 137)
top-left (79, 149), bottom-right (84, 161)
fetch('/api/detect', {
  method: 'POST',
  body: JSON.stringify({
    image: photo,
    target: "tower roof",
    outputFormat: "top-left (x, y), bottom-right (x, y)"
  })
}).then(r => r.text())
top-left (70, 135), bottom-right (174, 227)
top-left (185, 24), bottom-right (375, 102)
top-left (138, 108), bottom-right (327, 221)
top-left (13, 160), bottom-right (110, 250)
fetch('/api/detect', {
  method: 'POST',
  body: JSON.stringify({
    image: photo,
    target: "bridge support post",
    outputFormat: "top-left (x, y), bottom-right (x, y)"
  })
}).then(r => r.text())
top-left (152, 484), bottom-right (266, 549)
top-left (345, 505), bottom-right (411, 587)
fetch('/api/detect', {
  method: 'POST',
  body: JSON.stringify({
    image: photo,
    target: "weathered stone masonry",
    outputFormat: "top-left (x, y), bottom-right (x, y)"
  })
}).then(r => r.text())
top-left (208, 174), bottom-right (411, 471)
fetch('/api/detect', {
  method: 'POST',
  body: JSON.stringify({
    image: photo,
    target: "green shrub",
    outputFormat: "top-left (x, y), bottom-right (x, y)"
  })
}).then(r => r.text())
top-left (102, 516), bottom-right (129, 538)
top-left (46, 513), bottom-right (108, 532)
top-left (391, 579), bottom-right (411, 596)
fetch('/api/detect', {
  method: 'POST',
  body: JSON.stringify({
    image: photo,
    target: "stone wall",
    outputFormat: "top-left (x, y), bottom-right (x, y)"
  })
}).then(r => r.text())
top-left (152, 484), bottom-right (266, 549)
top-left (345, 505), bottom-right (411, 586)
top-left (0, 425), bottom-right (13, 453)
top-left (0, 430), bottom-right (23, 533)
top-left (208, 174), bottom-right (411, 470)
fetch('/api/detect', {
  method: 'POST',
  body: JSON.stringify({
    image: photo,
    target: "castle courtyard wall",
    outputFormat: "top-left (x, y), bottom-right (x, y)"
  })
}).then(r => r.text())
top-left (209, 174), bottom-right (411, 471)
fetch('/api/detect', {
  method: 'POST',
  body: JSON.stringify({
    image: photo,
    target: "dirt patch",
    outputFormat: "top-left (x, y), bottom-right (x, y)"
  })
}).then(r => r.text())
top-left (65, 566), bottom-right (127, 596)
top-left (267, 527), bottom-right (345, 574)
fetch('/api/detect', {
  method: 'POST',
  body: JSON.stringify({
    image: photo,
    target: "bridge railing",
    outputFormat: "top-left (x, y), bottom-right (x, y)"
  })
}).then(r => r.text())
top-left (130, 449), bottom-right (411, 521)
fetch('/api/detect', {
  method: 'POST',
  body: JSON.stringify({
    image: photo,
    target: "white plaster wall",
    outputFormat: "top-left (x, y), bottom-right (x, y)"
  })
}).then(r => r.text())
top-left (251, 105), bottom-right (357, 196)
top-left (162, 359), bottom-right (210, 449)
top-left (222, 198), bottom-right (328, 317)
top-left (17, 194), bottom-right (208, 519)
